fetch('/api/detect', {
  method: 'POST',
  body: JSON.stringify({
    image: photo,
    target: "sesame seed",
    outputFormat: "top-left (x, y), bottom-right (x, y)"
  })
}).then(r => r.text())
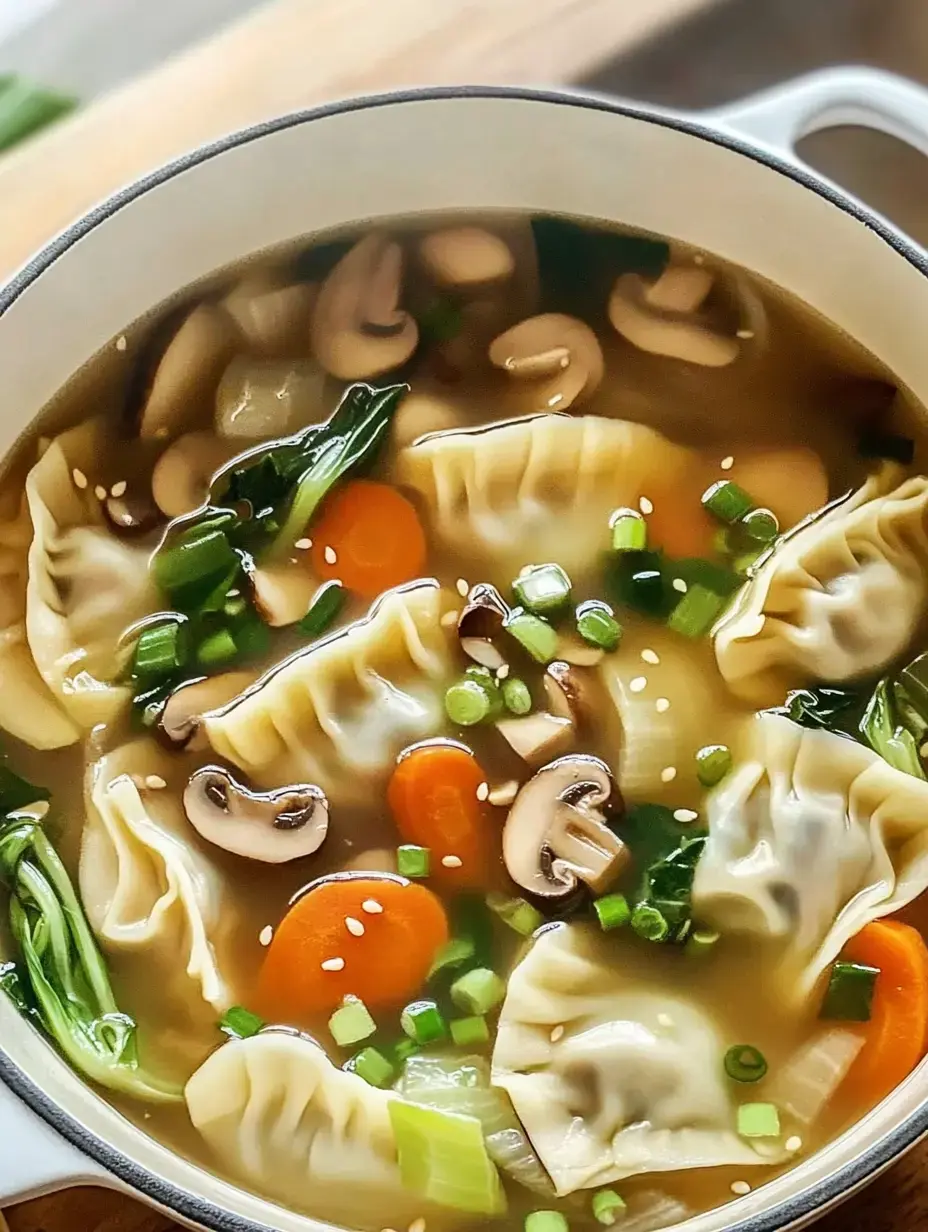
top-left (294, 537), bottom-right (312, 550)
top-left (94, 485), bottom-right (107, 501)
top-left (661, 766), bottom-right (677, 783)
top-left (655, 697), bottom-right (670, 713)
top-left (785, 1136), bottom-right (803, 1152)
top-left (674, 808), bottom-right (699, 823)
top-left (441, 610), bottom-right (459, 628)
top-left (441, 855), bottom-right (463, 869)
top-left (456, 577), bottom-right (469, 597)
top-left (672, 577), bottom-right (688, 594)
top-left (345, 916), bottom-right (365, 937)
top-left (321, 957), bottom-right (345, 972)
top-left (115, 335), bottom-right (128, 352)
top-left (362, 898), bottom-right (384, 915)
top-left (145, 775), bottom-right (167, 790)
top-left (720, 455), bottom-right (735, 471)
top-left (227, 588), bottom-right (240, 598)
top-left (496, 663), bottom-right (510, 680)
top-left (110, 480), bottom-right (128, 498)
top-left (72, 468), bottom-right (88, 490)
top-left (731, 1182), bottom-right (751, 1197)
top-left (638, 496), bottom-right (654, 515)
top-left (550, 1024), bottom-right (565, 1043)
top-left (324, 546), bottom-right (337, 565)
top-left (736, 329), bottom-right (755, 340)
top-left (258, 925), bottom-right (273, 947)
top-left (408, 1219), bottom-right (427, 1232)
top-left (629, 676), bottom-right (647, 694)
top-left (640, 648), bottom-right (660, 665)
top-left (476, 781), bottom-right (489, 802)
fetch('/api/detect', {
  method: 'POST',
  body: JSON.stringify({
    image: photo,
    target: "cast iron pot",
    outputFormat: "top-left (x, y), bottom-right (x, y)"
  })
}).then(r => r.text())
top-left (0, 63), bottom-right (926, 1232)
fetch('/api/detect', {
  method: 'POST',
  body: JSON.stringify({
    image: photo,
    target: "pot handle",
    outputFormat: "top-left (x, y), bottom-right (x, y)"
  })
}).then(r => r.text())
top-left (0, 1079), bottom-right (114, 1206)
top-left (705, 66), bottom-right (928, 162)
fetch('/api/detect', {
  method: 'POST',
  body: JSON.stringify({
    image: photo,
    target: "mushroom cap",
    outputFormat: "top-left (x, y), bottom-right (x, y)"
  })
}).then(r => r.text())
top-left (458, 583), bottom-right (510, 670)
top-left (489, 313), bottom-right (604, 413)
top-left (138, 304), bottom-right (239, 441)
top-left (608, 267), bottom-right (739, 368)
top-left (151, 431), bottom-right (239, 519)
top-left (158, 671), bottom-right (256, 749)
top-left (418, 227), bottom-right (516, 288)
top-left (184, 766), bottom-right (329, 863)
top-left (502, 754), bottom-right (626, 899)
top-left (310, 234), bottom-right (418, 380)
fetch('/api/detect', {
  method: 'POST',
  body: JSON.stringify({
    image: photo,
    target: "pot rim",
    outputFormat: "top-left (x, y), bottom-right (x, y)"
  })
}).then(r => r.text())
top-left (2, 82), bottom-right (927, 1232)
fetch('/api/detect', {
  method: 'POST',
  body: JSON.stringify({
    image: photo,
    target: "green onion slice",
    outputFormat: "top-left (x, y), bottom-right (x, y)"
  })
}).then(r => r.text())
top-left (724, 1044), bottom-right (768, 1083)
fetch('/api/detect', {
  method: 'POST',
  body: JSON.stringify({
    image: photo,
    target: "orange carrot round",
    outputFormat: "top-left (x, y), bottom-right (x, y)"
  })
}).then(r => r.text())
top-left (842, 919), bottom-right (928, 1105)
top-left (257, 873), bottom-right (448, 1020)
top-left (309, 479), bottom-right (427, 597)
top-left (643, 469), bottom-right (718, 560)
top-left (388, 742), bottom-right (496, 889)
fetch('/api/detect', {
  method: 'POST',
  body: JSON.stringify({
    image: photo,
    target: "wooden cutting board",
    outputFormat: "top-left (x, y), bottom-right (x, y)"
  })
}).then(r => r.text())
top-left (3, 0), bottom-right (927, 1228)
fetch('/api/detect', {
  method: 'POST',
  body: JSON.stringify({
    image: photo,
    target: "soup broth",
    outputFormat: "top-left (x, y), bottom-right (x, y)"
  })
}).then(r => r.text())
top-left (2, 213), bottom-right (926, 1232)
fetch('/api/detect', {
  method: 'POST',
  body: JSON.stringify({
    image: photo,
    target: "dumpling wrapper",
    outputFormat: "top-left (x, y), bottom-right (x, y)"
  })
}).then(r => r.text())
top-left (186, 1031), bottom-right (454, 1228)
top-left (26, 419), bottom-right (158, 728)
top-left (714, 464), bottom-right (928, 706)
top-left (491, 924), bottom-right (782, 1196)
top-left (395, 414), bottom-right (701, 588)
top-left (692, 712), bottom-right (928, 999)
top-left (82, 738), bottom-right (234, 1029)
top-left (0, 492), bottom-right (79, 748)
top-left (202, 580), bottom-right (455, 800)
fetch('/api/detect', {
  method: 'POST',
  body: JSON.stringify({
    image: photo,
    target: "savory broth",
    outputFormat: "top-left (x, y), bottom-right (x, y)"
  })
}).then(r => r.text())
top-left (1, 213), bottom-right (925, 1232)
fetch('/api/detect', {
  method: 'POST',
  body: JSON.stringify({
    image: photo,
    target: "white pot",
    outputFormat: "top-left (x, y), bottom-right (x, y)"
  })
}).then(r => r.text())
top-left (0, 65), bottom-right (927, 1232)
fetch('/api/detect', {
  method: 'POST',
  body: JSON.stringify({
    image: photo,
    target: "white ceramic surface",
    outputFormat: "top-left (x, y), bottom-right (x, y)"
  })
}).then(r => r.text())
top-left (0, 65), bottom-right (926, 1232)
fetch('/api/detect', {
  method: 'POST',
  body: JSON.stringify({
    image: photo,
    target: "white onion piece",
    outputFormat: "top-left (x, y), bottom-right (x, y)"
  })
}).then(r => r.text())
top-left (767, 1029), bottom-right (864, 1125)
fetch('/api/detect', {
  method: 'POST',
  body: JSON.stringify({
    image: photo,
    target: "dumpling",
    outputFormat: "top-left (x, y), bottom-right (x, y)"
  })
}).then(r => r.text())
top-left (203, 581), bottom-right (455, 800)
top-left (491, 923), bottom-right (781, 1196)
top-left (395, 415), bottom-right (699, 587)
top-left (26, 419), bottom-right (158, 728)
top-left (0, 492), bottom-right (79, 748)
top-left (714, 465), bottom-right (928, 706)
top-left (692, 712), bottom-right (928, 998)
top-left (185, 1030), bottom-right (445, 1227)
top-left (596, 622), bottom-right (754, 804)
top-left (82, 738), bottom-right (233, 1026)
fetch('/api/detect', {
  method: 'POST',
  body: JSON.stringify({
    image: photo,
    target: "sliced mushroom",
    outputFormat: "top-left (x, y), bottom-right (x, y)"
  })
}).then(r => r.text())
top-left (391, 390), bottom-right (465, 449)
top-left (310, 234), bottom-right (418, 380)
top-left (151, 431), bottom-right (239, 519)
top-left (419, 227), bottom-right (516, 288)
top-left (102, 490), bottom-right (161, 535)
top-left (608, 265), bottom-right (739, 368)
top-left (138, 304), bottom-right (239, 441)
top-left (458, 584), bottom-right (510, 670)
top-left (488, 779), bottom-right (521, 807)
top-left (489, 313), bottom-right (604, 413)
top-left (496, 711), bottom-right (574, 768)
top-left (222, 275), bottom-right (317, 358)
top-left (502, 755), bottom-right (627, 900)
top-left (215, 356), bottom-right (327, 440)
top-left (543, 662), bottom-right (593, 728)
top-left (250, 563), bottom-right (317, 628)
top-left (158, 671), bottom-right (256, 749)
top-left (184, 765), bottom-right (328, 863)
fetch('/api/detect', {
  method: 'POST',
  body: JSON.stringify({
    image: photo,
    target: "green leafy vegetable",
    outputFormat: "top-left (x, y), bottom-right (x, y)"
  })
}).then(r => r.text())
top-left (219, 1005), bottom-right (264, 1040)
top-left (772, 685), bottom-right (871, 739)
top-left (532, 216), bottom-right (669, 315)
top-left (0, 77), bottom-right (77, 153)
top-left (388, 1098), bottom-right (505, 1215)
top-left (617, 804), bottom-right (707, 943)
top-left (861, 678), bottom-right (926, 779)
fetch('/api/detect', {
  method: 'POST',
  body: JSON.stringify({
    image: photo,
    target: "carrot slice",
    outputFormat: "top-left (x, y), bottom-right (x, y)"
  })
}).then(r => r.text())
top-left (388, 743), bottom-right (496, 889)
top-left (643, 469), bottom-right (718, 560)
top-left (257, 873), bottom-right (448, 1020)
top-left (309, 479), bottom-right (427, 598)
top-left (841, 919), bottom-right (928, 1105)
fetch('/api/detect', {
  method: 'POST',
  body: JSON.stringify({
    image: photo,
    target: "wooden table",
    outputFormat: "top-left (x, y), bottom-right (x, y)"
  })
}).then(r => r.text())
top-left (2, 0), bottom-right (926, 1228)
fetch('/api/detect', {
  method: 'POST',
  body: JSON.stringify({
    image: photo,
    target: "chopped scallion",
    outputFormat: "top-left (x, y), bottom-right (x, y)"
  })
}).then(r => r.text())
top-left (513, 563), bottom-right (572, 617)
top-left (196, 627), bottom-right (238, 668)
top-left (631, 903), bottom-right (669, 943)
top-left (393, 1037), bottom-right (420, 1064)
top-left (593, 893), bottom-right (630, 932)
top-left (397, 844), bottom-right (430, 879)
top-left (133, 619), bottom-right (188, 680)
top-left (525, 1212), bottom-right (569, 1232)
top-left (576, 601), bottom-right (622, 651)
top-left (388, 1099), bottom-right (505, 1215)
top-left (724, 1045), bottom-right (768, 1083)
top-left (450, 1015), bottom-right (490, 1047)
top-left (820, 960), bottom-right (879, 1023)
top-left (739, 506), bottom-right (779, 545)
top-left (607, 550), bottom-right (672, 619)
top-left (610, 508), bottom-right (646, 553)
top-left (737, 1102), bottom-right (781, 1139)
top-left (401, 999), bottom-right (448, 1045)
top-left (501, 677), bottom-right (532, 715)
top-left (328, 996), bottom-right (376, 1047)
top-left (667, 583), bottom-right (725, 638)
top-left (219, 1005), bottom-right (264, 1041)
top-left (487, 893), bottom-right (544, 937)
top-left (445, 679), bottom-right (494, 727)
top-left (429, 937), bottom-right (477, 979)
top-left (685, 928), bottom-right (720, 956)
top-left (592, 1190), bottom-right (627, 1226)
top-left (505, 611), bottom-right (559, 664)
top-left (299, 581), bottom-right (345, 640)
top-left (152, 521), bottom-right (238, 596)
top-left (347, 1045), bottom-right (395, 1088)
top-left (450, 967), bottom-right (506, 1016)
top-left (702, 479), bottom-right (754, 525)
top-left (696, 744), bottom-right (732, 787)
